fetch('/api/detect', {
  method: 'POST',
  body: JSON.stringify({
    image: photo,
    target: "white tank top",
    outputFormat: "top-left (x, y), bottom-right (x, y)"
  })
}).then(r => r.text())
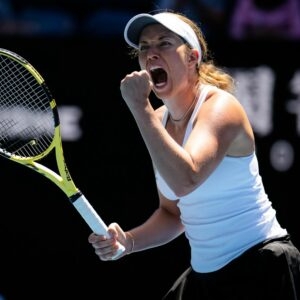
top-left (154, 85), bottom-right (287, 272)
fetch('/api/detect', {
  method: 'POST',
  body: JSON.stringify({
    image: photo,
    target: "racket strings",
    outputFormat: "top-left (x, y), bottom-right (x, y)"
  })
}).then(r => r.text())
top-left (0, 54), bottom-right (55, 158)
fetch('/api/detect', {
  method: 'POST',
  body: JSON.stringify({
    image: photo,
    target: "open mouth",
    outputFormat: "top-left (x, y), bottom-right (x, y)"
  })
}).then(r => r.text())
top-left (150, 68), bottom-right (167, 87)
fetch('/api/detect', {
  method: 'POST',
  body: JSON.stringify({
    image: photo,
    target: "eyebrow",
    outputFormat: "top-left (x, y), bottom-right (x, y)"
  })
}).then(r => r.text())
top-left (139, 33), bottom-right (186, 45)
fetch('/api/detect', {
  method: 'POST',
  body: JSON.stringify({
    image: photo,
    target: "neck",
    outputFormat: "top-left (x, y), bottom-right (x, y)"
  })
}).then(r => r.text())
top-left (169, 88), bottom-right (199, 123)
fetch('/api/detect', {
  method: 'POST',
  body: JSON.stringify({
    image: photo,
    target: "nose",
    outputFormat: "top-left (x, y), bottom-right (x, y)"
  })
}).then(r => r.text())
top-left (146, 45), bottom-right (159, 61)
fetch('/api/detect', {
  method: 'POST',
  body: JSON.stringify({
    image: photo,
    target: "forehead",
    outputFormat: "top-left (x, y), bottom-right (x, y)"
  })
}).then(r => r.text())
top-left (139, 23), bottom-right (178, 41)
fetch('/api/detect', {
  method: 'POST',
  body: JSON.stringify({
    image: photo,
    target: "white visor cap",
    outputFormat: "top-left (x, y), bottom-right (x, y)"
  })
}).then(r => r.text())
top-left (124, 12), bottom-right (202, 64)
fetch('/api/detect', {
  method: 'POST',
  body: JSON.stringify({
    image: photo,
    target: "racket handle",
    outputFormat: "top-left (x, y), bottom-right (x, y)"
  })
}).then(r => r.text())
top-left (72, 194), bottom-right (125, 260)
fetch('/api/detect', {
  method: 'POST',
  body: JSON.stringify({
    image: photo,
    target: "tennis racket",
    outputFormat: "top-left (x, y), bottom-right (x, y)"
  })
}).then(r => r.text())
top-left (0, 48), bottom-right (125, 259)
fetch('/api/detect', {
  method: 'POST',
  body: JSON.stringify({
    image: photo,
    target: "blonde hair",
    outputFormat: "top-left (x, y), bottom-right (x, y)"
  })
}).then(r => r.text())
top-left (177, 13), bottom-right (235, 94)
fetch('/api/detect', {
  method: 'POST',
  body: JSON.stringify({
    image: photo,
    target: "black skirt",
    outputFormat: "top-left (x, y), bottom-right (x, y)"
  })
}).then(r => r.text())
top-left (163, 235), bottom-right (300, 300)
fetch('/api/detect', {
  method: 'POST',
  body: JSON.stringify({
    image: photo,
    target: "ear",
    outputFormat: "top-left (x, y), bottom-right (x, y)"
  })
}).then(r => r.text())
top-left (188, 49), bottom-right (199, 65)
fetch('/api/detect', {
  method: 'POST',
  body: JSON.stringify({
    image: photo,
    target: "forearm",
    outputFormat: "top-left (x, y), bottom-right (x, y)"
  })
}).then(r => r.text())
top-left (133, 105), bottom-right (197, 196)
top-left (127, 207), bottom-right (184, 253)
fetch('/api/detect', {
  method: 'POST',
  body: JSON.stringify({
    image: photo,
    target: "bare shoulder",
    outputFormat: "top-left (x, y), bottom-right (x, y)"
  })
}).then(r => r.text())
top-left (205, 86), bottom-right (241, 107)
top-left (199, 86), bottom-right (255, 156)
top-left (201, 86), bottom-right (247, 123)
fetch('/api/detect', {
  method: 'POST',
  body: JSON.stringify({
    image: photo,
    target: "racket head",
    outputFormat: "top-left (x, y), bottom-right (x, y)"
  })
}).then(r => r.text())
top-left (0, 48), bottom-right (59, 162)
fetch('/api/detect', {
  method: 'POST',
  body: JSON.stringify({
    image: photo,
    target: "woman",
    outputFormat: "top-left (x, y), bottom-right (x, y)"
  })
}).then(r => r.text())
top-left (88, 10), bottom-right (300, 299)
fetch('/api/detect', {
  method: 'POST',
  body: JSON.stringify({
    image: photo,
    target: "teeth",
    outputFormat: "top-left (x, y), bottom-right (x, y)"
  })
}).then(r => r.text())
top-left (150, 66), bottom-right (161, 71)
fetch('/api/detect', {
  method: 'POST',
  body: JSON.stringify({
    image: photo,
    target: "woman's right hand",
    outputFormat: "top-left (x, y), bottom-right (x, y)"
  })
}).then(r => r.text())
top-left (88, 222), bottom-right (134, 261)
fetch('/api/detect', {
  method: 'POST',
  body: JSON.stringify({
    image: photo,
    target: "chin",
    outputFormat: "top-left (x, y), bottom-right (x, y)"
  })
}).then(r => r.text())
top-left (153, 85), bottom-right (170, 98)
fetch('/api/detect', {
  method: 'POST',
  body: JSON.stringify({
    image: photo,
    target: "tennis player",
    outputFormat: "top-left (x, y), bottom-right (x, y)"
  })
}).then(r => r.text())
top-left (88, 10), bottom-right (300, 300)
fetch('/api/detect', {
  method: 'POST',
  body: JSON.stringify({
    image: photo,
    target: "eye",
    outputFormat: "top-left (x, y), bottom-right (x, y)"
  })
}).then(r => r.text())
top-left (139, 44), bottom-right (149, 52)
top-left (159, 40), bottom-right (172, 47)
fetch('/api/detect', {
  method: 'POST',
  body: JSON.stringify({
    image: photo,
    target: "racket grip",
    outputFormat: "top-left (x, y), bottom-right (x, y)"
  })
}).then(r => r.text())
top-left (72, 194), bottom-right (125, 260)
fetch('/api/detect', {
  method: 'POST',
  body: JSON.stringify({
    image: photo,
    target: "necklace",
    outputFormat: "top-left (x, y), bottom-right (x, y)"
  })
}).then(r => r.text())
top-left (169, 92), bottom-right (198, 122)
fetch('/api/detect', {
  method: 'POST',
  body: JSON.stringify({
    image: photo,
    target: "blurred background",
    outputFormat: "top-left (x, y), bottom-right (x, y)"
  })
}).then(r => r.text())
top-left (0, 0), bottom-right (299, 299)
